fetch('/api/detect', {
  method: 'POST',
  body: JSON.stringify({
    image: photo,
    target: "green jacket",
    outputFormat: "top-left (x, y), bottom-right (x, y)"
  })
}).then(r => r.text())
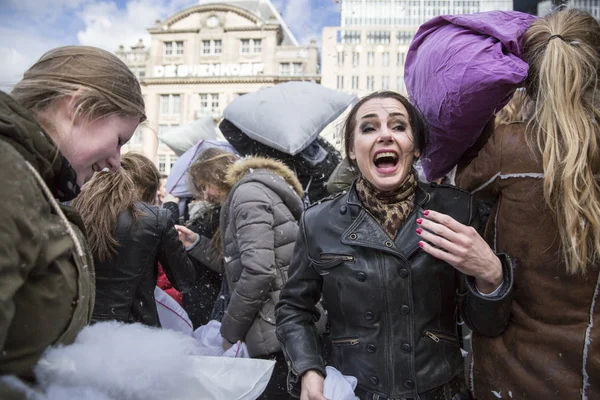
top-left (0, 92), bottom-right (94, 386)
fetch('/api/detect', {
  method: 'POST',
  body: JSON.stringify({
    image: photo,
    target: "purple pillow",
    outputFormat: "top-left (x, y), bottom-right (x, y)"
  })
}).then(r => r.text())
top-left (405, 11), bottom-right (537, 181)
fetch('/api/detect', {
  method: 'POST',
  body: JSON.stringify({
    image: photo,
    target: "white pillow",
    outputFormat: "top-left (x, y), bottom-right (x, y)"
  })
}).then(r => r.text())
top-left (223, 82), bottom-right (356, 155)
top-left (159, 116), bottom-right (217, 156)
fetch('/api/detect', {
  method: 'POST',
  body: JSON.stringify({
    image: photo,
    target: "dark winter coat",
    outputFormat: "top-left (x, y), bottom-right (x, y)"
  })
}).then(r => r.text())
top-left (276, 182), bottom-right (514, 399)
top-left (456, 122), bottom-right (600, 399)
top-left (0, 91), bottom-right (95, 382)
top-left (92, 202), bottom-right (196, 327)
top-left (219, 157), bottom-right (304, 357)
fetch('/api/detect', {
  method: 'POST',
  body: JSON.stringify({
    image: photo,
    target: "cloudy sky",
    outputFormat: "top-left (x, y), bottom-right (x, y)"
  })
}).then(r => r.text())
top-left (0, 0), bottom-right (340, 89)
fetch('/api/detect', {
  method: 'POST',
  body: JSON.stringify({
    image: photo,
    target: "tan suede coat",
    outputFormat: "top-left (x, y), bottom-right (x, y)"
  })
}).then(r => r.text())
top-left (457, 123), bottom-right (600, 399)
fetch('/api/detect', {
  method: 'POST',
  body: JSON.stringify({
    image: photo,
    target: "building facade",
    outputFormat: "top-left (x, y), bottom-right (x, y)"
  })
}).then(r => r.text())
top-left (321, 0), bottom-right (513, 101)
top-left (538, 0), bottom-right (600, 19)
top-left (116, 0), bottom-right (319, 175)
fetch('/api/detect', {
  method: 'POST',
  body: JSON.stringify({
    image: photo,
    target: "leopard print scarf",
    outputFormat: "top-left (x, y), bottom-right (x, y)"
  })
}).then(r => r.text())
top-left (355, 170), bottom-right (418, 239)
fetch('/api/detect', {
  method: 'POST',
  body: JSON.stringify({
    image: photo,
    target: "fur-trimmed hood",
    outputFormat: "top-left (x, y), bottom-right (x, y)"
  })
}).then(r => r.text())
top-left (225, 156), bottom-right (303, 198)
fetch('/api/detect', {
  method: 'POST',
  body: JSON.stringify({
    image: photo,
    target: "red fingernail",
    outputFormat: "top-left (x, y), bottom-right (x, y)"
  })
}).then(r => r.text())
top-left (416, 228), bottom-right (422, 234)
top-left (418, 241), bottom-right (425, 248)
top-left (423, 210), bottom-right (430, 216)
top-left (416, 218), bottom-right (423, 224)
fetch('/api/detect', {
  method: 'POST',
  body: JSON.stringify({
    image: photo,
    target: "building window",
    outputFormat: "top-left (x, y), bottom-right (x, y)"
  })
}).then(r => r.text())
top-left (280, 63), bottom-right (291, 75)
top-left (202, 40), bottom-right (221, 55)
top-left (337, 75), bottom-right (344, 90)
top-left (382, 76), bottom-right (389, 90)
top-left (158, 155), bottom-right (166, 173)
top-left (159, 94), bottom-right (181, 115)
top-left (367, 52), bottom-right (374, 66)
top-left (197, 94), bottom-right (220, 116)
top-left (382, 52), bottom-right (390, 66)
top-left (341, 30), bottom-right (361, 44)
top-left (337, 51), bottom-right (345, 67)
top-left (352, 75), bottom-right (359, 90)
top-left (367, 76), bottom-right (375, 91)
top-left (163, 41), bottom-right (183, 56)
top-left (352, 52), bottom-right (359, 67)
top-left (240, 39), bottom-right (261, 53)
top-left (397, 76), bottom-right (405, 92)
top-left (397, 52), bottom-right (405, 67)
top-left (163, 42), bottom-right (172, 56)
top-left (175, 41), bottom-right (184, 55)
top-left (396, 31), bottom-right (414, 45)
top-left (367, 31), bottom-right (391, 44)
top-left (292, 63), bottom-right (303, 75)
top-left (202, 40), bottom-right (211, 54)
top-left (169, 155), bottom-right (177, 171)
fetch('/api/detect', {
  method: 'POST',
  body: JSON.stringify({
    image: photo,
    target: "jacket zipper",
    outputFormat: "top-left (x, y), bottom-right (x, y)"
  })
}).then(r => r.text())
top-left (423, 330), bottom-right (458, 344)
top-left (319, 254), bottom-right (355, 262)
top-left (330, 338), bottom-right (360, 346)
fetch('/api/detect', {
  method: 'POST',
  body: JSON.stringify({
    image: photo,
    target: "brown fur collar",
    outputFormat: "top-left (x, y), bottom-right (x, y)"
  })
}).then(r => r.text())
top-left (225, 156), bottom-right (303, 198)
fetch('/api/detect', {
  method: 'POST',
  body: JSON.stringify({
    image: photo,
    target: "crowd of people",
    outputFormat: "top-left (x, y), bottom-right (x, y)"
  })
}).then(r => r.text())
top-left (0, 7), bottom-right (599, 400)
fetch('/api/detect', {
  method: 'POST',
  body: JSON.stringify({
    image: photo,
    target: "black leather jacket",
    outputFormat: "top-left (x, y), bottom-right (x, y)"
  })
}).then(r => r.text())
top-left (276, 182), bottom-right (513, 398)
top-left (93, 202), bottom-right (196, 327)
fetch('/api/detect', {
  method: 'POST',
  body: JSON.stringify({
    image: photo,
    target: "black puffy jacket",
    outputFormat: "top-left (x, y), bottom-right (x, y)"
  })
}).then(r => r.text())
top-left (92, 202), bottom-right (196, 327)
top-left (276, 182), bottom-right (513, 398)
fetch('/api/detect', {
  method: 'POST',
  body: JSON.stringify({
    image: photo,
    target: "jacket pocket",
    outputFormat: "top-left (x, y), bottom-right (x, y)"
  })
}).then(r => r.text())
top-left (330, 336), bottom-right (360, 346)
top-left (422, 329), bottom-right (458, 345)
top-left (312, 253), bottom-right (355, 271)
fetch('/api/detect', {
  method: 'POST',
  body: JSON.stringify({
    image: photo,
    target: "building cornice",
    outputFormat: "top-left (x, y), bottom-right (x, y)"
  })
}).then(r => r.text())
top-left (141, 75), bottom-right (321, 85)
top-left (154, 3), bottom-right (265, 31)
top-left (224, 24), bottom-right (279, 32)
top-left (148, 28), bottom-right (201, 34)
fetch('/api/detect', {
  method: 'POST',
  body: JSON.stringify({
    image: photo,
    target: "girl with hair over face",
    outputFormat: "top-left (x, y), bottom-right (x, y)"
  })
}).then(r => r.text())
top-left (177, 147), bottom-right (306, 399)
top-left (0, 46), bottom-right (145, 385)
top-left (276, 91), bottom-right (514, 400)
top-left (456, 9), bottom-right (600, 399)
top-left (71, 153), bottom-right (196, 327)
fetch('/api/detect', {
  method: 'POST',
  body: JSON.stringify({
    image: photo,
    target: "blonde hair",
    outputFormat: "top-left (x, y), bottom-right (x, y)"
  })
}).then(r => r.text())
top-left (523, 9), bottom-right (600, 274)
top-left (11, 46), bottom-right (146, 125)
top-left (495, 88), bottom-right (534, 126)
top-left (71, 169), bottom-right (137, 262)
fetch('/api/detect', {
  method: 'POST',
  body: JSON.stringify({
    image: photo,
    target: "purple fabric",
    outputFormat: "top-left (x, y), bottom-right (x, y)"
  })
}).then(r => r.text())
top-left (405, 11), bottom-right (537, 181)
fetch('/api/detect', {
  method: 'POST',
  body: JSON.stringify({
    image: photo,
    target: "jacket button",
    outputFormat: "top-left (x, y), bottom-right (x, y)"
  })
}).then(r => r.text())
top-left (367, 344), bottom-right (376, 353)
top-left (365, 311), bottom-right (374, 320)
top-left (356, 272), bottom-right (367, 282)
top-left (402, 343), bottom-right (411, 353)
top-left (370, 376), bottom-right (379, 385)
top-left (340, 205), bottom-right (347, 214)
top-left (349, 233), bottom-right (358, 240)
top-left (400, 305), bottom-right (410, 314)
top-left (404, 380), bottom-right (414, 389)
top-left (384, 240), bottom-right (393, 247)
top-left (398, 268), bottom-right (409, 278)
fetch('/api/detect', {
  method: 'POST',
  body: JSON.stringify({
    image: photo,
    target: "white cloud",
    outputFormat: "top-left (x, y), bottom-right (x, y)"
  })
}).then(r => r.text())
top-left (0, 26), bottom-right (69, 91)
top-left (76, 0), bottom-right (197, 52)
top-left (280, 0), bottom-right (339, 45)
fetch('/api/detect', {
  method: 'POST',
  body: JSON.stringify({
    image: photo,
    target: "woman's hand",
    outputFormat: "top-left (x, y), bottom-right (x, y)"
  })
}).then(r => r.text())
top-left (416, 210), bottom-right (502, 294)
top-left (300, 370), bottom-right (328, 400)
top-left (174, 225), bottom-right (199, 248)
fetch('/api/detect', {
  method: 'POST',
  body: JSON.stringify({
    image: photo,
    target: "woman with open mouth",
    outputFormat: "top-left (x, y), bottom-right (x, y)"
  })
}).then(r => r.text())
top-left (276, 91), bottom-right (514, 400)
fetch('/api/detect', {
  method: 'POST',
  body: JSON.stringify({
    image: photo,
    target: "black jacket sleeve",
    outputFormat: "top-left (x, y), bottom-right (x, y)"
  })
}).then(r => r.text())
top-left (157, 208), bottom-right (196, 293)
top-left (275, 214), bottom-right (326, 397)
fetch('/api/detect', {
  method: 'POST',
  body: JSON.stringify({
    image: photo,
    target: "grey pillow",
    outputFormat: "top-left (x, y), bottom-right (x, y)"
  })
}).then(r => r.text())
top-left (222, 82), bottom-right (356, 155)
top-left (160, 116), bottom-right (217, 156)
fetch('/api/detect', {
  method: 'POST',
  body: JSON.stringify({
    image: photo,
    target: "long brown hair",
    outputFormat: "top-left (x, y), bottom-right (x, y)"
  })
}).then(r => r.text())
top-left (523, 9), bottom-right (600, 274)
top-left (121, 152), bottom-right (161, 203)
top-left (72, 153), bottom-right (160, 261)
top-left (188, 147), bottom-right (239, 255)
top-left (71, 169), bottom-right (136, 261)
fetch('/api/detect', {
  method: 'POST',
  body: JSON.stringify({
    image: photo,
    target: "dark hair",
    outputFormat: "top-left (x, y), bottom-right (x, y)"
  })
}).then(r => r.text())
top-left (343, 91), bottom-right (429, 167)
